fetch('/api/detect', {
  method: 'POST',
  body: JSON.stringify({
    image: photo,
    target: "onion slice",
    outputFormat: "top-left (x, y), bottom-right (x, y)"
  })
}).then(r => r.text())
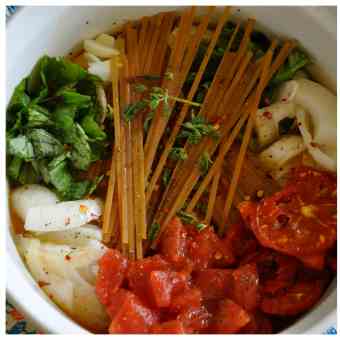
top-left (24, 199), bottom-right (103, 232)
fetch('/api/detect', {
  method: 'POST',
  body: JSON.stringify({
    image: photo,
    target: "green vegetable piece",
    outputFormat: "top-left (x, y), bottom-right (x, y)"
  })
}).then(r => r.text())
top-left (162, 168), bottom-right (172, 187)
top-left (69, 124), bottom-right (92, 171)
top-left (169, 147), bottom-right (188, 161)
top-left (80, 115), bottom-right (107, 141)
top-left (63, 181), bottom-right (91, 201)
top-left (179, 114), bottom-right (218, 144)
top-left (8, 135), bottom-right (35, 161)
top-left (148, 222), bottom-right (160, 241)
top-left (18, 162), bottom-right (40, 185)
top-left (27, 55), bottom-right (49, 96)
top-left (26, 105), bottom-right (51, 128)
top-left (271, 49), bottom-right (309, 85)
top-left (47, 153), bottom-right (73, 195)
top-left (43, 56), bottom-right (87, 91)
top-left (29, 129), bottom-right (64, 159)
top-left (7, 79), bottom-right (31, 114)
top-left (133, 83), bottom-right (147, 93)
top-left (177, 210), bottom-right (196, 225)
top-left (58, 89), bottom-right (91, 107)
top-left (123, 100), bottom-right (148, 121)
top-left (177, 210), bottom-right (207, 231)
top-left (53, 104), bottom-right (77, 138)
top-left (8, 157), bottom-right (23, 181)
top-left (199, 151), bottom-right (212, 175)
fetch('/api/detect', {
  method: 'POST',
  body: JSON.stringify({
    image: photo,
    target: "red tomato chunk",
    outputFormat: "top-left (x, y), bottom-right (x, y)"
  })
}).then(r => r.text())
top-left (95, 249), bottom-right (128, 305)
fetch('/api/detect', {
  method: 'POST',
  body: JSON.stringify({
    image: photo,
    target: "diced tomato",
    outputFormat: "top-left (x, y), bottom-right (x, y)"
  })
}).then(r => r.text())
top-left (231, 263), bottom-right (260, 311)
top-left (148, 270), bottom-right (189, 308)
top-left (170, 288), bottom-right (202, 313)
top-left (95, 249), bottom-right (128, 305)
top-left (108, 289), bottom-right (159, 334)
top-left (261, 280), bottom-right (324, 316)
top-left (187, 226), bottom-right (235, 269)
top-left (193, 269), bottom-right (233, 300)
top-left (239, 168), bottom-right (337, 257)
top-left (151, 320), bottom-right (186, 334)
top-left (209, 299), bottom-right (250, 333)
top-left (160, 217), bottom-right (188, 265)
top-left (127, 255), bottom-right (170, 306)
top-left (177, 306), bottom-right (211, 332)
top-left (241, 311), bottom-right (272, 334)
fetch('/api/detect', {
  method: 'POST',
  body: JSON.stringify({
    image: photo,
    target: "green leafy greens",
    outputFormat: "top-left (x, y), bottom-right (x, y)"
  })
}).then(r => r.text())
top-left (6, 55), bottom-right (108, 200)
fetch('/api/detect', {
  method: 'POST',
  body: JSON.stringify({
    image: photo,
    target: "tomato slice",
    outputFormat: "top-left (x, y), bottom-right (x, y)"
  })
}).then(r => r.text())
top-left (261, 279), bottom-right (325, 316)
top-left (240, 167), bottom-right (336, 257)
top-left (241, 249), bottom-right (299, 295)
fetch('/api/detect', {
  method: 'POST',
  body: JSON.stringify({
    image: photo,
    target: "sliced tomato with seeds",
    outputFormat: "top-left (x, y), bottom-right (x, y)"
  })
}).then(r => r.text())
top-left (261, 279), bottom-right (325, 316)
top-left (239, 167), bottom-right (336, 257)
top-left (242, 249), bottom-right (300, 295)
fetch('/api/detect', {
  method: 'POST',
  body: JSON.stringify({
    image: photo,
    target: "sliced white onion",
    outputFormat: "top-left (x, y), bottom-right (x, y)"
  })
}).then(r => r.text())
top-left (84, 39), bottom-right (119, 59)
top-left (95, 33), bottom-right (115, 48)
top-left (17, 236), bottom-right (75, 314)
top-left (17, 236), bottom-right (108, 330)
top-left (24, 198), bottom-right (103, 232)
top-left (11, 185), bottom-right (59, 221)
top-left (34, 224), bottom-right (102, 246)
top-left (275, 79), bottom-right (336, 148)
top-left (88, 60), bottom-right (111, 82)
top-left (83, 52), bottom-right (100, 63)
top-left (296, 108), bottom-right (336, 171)
top-left (254, 102), bottom-right (297, 148)
top-left (259, 135), bottom-right (305, 170)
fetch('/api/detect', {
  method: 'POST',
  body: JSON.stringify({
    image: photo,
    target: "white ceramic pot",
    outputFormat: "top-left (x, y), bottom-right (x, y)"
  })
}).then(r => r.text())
top-left (6, 6), bottom-right (337, 334)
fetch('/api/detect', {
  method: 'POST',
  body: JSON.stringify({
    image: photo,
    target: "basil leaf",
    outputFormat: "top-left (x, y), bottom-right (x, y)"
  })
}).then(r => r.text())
top-left (7, 135), bottom-right (35, 161)
top-left (26, 104), bottom-right (51, 128)
top-left (29, 129), bottom-right (64, 159)
top-left (80, 114), bottom-right (107, 141)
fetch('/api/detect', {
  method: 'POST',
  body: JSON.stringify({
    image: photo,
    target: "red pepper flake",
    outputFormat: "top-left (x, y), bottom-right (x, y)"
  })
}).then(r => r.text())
top-left (281, 97), bottom-right (288, 102)
top-left (65, 255), bottom-right (71, 261)
top-left (264, 97), bottom-right (270, 106)
top-left (38, 280), bottom-right (50, 288)
top-left (262, 111), bottom-right (272, 119)
top-left (79, 204), bottom-right (88, 213)
top-left (65, 217), bottom-right (71, 226)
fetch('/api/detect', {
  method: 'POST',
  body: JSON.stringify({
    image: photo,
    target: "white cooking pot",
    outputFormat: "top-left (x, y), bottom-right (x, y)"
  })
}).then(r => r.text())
top-left (6, 6), bottom-right (337, 334)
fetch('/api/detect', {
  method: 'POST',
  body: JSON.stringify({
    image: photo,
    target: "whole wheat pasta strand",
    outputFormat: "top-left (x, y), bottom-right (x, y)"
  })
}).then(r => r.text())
top-left (221, 43), bottom-right (275, 234)
top-left (203, 19), bottom-right (255, 120)
top-left (143, 13), bottom-right (166, 73)
top-left (102, 151), bottom-right (116, 243)
top-left (126, 24), bottom-right (143, 259)
top-left (205, 167), bottom-right (221, 224)
top-left (145, 7), bottom-right (231, 204)
top-left (112, 56), bottom-right (129, 247)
